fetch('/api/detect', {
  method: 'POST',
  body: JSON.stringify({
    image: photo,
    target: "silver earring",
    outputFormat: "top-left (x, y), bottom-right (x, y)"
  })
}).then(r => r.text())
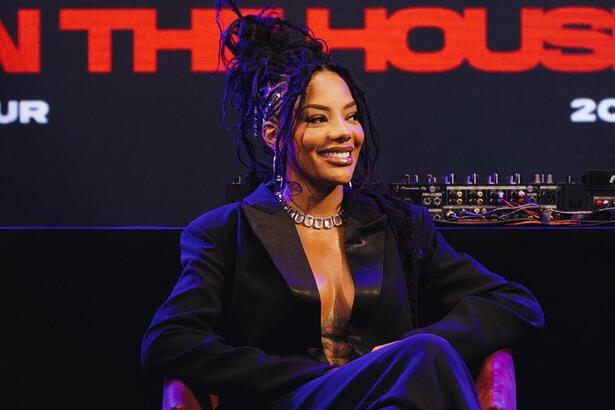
top-left (273, 153), bottom-right (284, 191)
top-left (348, 180), bottom-right (353, 190)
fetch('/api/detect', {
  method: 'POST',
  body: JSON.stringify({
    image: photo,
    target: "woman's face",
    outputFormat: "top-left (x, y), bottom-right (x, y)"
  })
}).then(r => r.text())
top-left (286, 70), bottom-right (364, 192)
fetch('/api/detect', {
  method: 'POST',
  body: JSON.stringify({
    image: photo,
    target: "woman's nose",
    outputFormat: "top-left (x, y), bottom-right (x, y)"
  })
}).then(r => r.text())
top-left (328, 117), bottom-right (352, 141)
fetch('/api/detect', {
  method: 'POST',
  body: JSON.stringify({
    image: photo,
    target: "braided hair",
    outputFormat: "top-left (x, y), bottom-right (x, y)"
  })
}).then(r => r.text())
top-left (215, 0), bottom-right (380, 190)
top-left (215, 1), bottom-right (421, 327)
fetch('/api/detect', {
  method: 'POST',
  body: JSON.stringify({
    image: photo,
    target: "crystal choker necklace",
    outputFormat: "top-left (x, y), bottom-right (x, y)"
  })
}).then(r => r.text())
top-left (275, 192), bottom-right (344, 229)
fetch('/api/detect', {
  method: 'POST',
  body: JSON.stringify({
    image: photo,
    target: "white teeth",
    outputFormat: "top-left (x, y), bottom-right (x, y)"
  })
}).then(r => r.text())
top-left (320, 151), bottom-right (351, 158)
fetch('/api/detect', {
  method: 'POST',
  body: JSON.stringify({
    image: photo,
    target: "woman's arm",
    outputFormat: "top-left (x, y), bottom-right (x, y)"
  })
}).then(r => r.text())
top-left (140, 211), bottom-right (333, 401)
top-left (400, 207), bottom-right (545, 368)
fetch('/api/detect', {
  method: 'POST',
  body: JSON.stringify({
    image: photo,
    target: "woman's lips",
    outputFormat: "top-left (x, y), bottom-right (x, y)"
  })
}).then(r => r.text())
top-left (318, 150), bottom-right (353, 165)
top-left (317, 145), bottom-right (354, 166)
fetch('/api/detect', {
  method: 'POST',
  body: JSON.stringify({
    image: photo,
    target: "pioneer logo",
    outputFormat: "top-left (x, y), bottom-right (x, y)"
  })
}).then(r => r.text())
top-left (0, 100), bottom-right (49, 124)
top-left (1, 7), bottom-right (614, 74)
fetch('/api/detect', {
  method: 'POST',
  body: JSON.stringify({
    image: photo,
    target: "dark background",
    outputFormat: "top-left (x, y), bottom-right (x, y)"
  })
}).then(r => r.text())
top-left (2, 0), bottom-right (615, 226)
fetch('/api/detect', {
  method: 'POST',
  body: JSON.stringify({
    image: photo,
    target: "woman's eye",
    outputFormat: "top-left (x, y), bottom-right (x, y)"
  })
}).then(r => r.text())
top-left (306, 115), bottom-right (327, 124)
top-left (348, 112), bottom-right (361, 122)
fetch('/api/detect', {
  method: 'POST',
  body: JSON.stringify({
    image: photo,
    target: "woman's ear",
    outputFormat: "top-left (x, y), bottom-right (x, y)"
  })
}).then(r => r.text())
top-left (262, 121), bottom-right (278, 151)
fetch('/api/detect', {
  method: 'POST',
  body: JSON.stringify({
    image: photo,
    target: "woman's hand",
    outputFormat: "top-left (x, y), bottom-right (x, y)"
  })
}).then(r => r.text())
top-left (370, 340), bottom-right (400, 353)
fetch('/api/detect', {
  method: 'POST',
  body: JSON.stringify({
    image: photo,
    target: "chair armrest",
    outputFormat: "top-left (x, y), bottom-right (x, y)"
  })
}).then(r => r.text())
top-left (474, 348), bottom-right (516, 410)
top-left (162, 378), bottom-right (212, 410)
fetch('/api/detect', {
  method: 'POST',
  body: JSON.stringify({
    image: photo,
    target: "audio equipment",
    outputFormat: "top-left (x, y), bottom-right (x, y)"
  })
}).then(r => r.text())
top-left (390, 172), bottom-right (560, 221)
top-left (389, 171), bottom-right (614, 225)
top-left (225, 171), bottom-right (615, 226)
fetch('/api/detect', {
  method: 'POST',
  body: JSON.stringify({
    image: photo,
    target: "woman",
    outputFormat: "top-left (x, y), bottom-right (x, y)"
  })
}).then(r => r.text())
top-left (141, 3), bottom-right (544, 409)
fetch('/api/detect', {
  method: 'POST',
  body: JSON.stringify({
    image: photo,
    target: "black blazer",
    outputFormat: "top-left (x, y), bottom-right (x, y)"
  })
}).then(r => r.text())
top-left (141, 183), bottom-right (544, 406)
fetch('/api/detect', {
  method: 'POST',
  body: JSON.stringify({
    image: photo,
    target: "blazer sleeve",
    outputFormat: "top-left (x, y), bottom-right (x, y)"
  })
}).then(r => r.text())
top-left (140, 213), bottom-right (333, 400)
top-left (401, 207), bottom-right (545, 368)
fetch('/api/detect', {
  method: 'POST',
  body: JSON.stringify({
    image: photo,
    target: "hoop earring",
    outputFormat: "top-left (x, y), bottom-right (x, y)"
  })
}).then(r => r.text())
top-left (273, 153), bottom-right (284, 192)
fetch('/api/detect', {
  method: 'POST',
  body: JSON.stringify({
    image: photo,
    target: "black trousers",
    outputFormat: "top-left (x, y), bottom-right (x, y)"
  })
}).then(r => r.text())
top-left (268, 334), bottom-right (480, 410)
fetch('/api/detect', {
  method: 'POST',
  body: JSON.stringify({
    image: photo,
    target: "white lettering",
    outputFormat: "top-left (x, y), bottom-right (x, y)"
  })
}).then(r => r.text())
top-left (570, 98), bottom-right (597, 123)
top-left (19, 100), bottom-right (49, 124)
top-left (0, 100), bottom-right (49, 125)
top-left (0, 100), bottom-right (19, 124)
top-left (571, 97), bottom-right (615, 124)
top-left (597, 98), bottom-right (615, 123)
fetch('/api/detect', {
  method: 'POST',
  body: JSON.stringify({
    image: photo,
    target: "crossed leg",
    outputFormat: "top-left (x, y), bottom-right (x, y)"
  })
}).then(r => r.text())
top-left (268, 334), bottom-right (480, 410)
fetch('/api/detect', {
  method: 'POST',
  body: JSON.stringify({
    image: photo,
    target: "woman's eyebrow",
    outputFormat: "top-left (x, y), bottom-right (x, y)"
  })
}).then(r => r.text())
top-left (300, 102), bottom-right (357, 111)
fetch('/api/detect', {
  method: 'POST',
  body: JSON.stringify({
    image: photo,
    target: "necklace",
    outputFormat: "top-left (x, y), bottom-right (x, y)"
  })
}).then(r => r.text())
top-left (275, 192), bottom-right (344, 229)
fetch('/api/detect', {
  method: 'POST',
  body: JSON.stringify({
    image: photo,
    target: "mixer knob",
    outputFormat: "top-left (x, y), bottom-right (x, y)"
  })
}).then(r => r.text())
top-left (497, 191), bottom-right (505, 204)
top-left (546, 174), bottom-right (554, 184)
top-left (487, 173), bottom-right (499, 185)
top-left (427, 174), bottom-right (437, 185)
top-left (444, 173), bottom-right (456, 185)
top-left (466, 173), bottom-right (478, 185)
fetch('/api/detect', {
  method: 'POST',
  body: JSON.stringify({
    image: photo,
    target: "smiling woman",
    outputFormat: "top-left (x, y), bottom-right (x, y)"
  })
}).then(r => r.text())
top-left (289, 72), bottom-right (364, 187)
top-left (267, 70), bottom-right (365, 216)
top-left (140, 1), bottom-right (545, 409)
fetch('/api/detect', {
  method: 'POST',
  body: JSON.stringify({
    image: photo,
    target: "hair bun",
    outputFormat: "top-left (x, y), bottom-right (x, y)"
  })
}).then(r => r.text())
top-left (219, 7), bottom-right (327, 75)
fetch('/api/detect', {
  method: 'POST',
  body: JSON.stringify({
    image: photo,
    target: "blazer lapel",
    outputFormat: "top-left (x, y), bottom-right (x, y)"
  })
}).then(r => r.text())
top-left (242, 183), bottom-right (388, 327)
top-left (241, 184), bottom-right (320, 303)
top-left (342, 189), bottom-right (387, 327)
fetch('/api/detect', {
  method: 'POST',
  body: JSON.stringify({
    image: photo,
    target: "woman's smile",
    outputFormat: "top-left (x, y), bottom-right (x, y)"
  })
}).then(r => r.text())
top-left (317, 145), bottom-right (354, 165)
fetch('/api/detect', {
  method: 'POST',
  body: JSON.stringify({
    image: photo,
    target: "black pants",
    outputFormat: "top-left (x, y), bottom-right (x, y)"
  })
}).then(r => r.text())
top-left (269, 334), bottom-right (480, 410)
